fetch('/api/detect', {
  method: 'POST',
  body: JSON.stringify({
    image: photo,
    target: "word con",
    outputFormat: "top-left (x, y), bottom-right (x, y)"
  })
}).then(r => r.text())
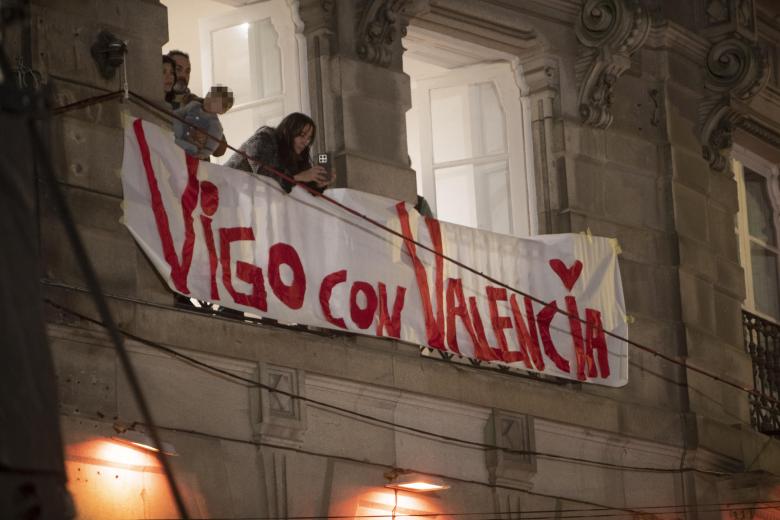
top-left (132, 119), bottom-right (611, 381)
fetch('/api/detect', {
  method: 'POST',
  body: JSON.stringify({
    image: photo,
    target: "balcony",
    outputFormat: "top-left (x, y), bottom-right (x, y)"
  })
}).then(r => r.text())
top-left (744, 310), bottom-right (780, 435)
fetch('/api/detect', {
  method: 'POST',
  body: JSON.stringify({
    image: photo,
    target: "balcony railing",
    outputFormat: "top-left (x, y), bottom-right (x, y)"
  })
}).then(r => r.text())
top-left (743, 309), bottom-right (780, 435)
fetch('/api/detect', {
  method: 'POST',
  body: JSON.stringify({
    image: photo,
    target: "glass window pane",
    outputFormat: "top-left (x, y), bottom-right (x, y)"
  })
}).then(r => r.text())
top-left (211, 19), bottom-right (282, 105)
top-left (430, 86), bottom-right (469, 163)
top-left (476, 160), bottom-right (511, 235)
top-left (430, 82), bottom-right (507, 164)
top-left (476, 82), bottom-right (506, 156)
top-left (211, 23), bottom-right (251, 104)
top-left (430, 85), bottom-right (472, 163)
top-left (252, 18), bottom-right (283, 98)
top-left (214, 100), bottom-right (285, 165)
top-left (434, 164), bottom-right (477, 228)
top-left (751, 243), bottom-right (780, 320)
top-left (434, 161), bottom-right (511, 234)
top-left (744, 167), bottom-right (777, 245)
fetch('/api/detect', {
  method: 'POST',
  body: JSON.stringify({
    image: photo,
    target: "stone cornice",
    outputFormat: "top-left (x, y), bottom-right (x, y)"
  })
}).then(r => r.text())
top-left (645, 21), bottom-right (711, 64)
top-left (484, 0), bottom-right (580, 25)
top-left (410, 0), bottom-right (541, 55)
top-left (732, 88), bottom-right (780, 152)
top-left (739, 116), bottom-right (780, 148)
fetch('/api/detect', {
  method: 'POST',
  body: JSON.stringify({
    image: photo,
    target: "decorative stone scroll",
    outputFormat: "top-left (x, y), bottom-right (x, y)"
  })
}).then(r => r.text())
top-left (700, 36), bottom-right (769, 171)
top-left (575, 0), bottom-right (650, 128)
top-left (355, 0), bottom-right (407, 67)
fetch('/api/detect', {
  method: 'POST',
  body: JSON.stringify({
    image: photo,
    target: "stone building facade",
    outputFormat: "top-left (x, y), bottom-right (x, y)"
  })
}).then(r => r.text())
top-left (8, 0), bottom-right (780, 517)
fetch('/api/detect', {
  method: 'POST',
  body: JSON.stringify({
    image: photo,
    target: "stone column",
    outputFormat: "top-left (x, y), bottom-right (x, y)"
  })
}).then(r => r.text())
top-left (299, 0), bottom-right (417, 203)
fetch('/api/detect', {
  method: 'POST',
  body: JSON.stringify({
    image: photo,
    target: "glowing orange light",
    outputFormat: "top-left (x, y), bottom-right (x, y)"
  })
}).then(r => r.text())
top-left (355, 490), bottom-right (437, 520)
top-left (128, 440), bottom-right (159, 452)
top-left (393, 481), bottom-right (448, 492)
top-left (64, 438), bottom-right (186, 520)
top-left (98, 440), bottom-right (158, 467)
top-left (111, 430), bottom-right (178, 456)
top-left (385, 472), bottom-right (450, 493)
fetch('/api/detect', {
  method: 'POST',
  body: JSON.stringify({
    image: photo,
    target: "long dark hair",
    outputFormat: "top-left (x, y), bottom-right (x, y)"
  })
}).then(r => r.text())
top-left (162, 55), bottom-right (176, 104)
top-left (276, 112), bottom-right (316, 174)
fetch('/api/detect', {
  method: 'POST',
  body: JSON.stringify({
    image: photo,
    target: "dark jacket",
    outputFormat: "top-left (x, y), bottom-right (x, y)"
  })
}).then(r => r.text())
top-left (224, 126), bottom-right (302, 193)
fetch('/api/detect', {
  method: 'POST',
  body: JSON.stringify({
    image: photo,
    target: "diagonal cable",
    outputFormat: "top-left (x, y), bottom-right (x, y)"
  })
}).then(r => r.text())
top-left (30, 119), bottom-right (190, 518)
top-left (45, 298), bottom-right (736, 478)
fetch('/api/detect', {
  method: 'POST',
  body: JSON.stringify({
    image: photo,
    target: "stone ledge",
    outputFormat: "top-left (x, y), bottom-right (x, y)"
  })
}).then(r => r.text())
top-left (44, 286), bottom-right (693, 449)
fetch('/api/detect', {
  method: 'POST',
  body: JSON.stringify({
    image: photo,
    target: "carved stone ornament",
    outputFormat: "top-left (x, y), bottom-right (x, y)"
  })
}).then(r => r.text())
top-left (356, 0), bottom-right (407, 67)
top-left (700, 36), bottom-right (769, 171)
top-left (575, 0), bottom-right (651, 128)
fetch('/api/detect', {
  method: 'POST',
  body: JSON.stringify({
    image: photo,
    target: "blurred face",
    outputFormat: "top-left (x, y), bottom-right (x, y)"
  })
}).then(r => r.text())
top-left (171, 54), bottom-right (191, 92)
top-left (294, 124), bottom-right (313, 156)
top-left (162, 63), bottom-right (174, 92)
top-left (203, 93), bottom-right (231, 114)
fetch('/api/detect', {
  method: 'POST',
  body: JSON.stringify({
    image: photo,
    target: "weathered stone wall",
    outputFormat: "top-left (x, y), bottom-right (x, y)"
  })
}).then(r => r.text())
top-left (15, 0), bottom-right (780, 517)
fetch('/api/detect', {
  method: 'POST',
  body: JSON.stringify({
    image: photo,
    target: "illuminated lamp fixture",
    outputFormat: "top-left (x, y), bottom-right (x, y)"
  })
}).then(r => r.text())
top-left (384, 470), bottom-right (450, 493)
top-left (112, 429), bottom-right (178, 456)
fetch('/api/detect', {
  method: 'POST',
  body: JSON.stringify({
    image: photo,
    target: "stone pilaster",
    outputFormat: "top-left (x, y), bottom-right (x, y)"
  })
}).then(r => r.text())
top-left (299, 0), bottom-right (417, 203)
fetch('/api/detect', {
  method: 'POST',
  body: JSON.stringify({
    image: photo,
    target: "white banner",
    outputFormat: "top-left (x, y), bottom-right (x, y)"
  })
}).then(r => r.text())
top-left (121, 119), bottom-right (628, 386)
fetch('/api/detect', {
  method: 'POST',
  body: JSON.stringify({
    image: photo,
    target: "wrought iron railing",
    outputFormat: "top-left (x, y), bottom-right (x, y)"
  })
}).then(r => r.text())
top-left (743, 309), bottom-right (780, 435)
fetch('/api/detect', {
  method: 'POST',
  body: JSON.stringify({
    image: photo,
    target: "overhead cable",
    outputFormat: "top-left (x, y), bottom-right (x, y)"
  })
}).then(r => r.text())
top-left (49, 85), bottom-right (776, 413)
top-left (136, 421), bottom-right (780, 520)
top-left (45, 298), bottom-right (737, 478)
top-left (127, 91), bottom-right (776, 412)
top-left (32, 101), bottom-right (190, 518)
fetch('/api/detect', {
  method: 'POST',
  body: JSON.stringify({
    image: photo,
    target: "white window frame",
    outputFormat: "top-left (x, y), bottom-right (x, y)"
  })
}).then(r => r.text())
top-left (409, 61), bottom-right (536, 237)
top-left (198, 0), bottom-right (309, 146)
top-left (732, 144), bottom-right (780, 322)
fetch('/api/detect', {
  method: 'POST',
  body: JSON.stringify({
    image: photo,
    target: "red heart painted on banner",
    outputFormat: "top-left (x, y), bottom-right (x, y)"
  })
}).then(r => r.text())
top-left (548, 259), bottom-right (583, 292)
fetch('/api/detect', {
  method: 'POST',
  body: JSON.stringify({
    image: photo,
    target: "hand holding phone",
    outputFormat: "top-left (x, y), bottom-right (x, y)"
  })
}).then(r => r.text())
top-left (316, 152), bottom-right (331, 174)
top-left (316, 152), bottom-right (336, 186)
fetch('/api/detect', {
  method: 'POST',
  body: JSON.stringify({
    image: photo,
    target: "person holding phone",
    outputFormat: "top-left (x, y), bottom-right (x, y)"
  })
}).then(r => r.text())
top-left (225, 112), bottom-right (334, 193)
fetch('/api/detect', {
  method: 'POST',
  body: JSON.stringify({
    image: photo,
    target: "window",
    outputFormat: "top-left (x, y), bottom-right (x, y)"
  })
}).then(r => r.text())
top-left (404, 32), bottom-right (536, 237)
top-left (199, 0), bottom-right (308, 163)
top-left (733, 148), bottom-right (780, 321)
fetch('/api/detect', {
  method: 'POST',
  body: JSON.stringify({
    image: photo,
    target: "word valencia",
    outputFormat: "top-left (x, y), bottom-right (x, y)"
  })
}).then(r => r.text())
top-left (133, 119), bottom-right (612, 382)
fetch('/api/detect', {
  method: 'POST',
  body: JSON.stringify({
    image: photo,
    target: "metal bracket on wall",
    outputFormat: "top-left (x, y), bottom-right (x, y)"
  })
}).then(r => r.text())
top-left (90, 30), bottom-right (127, 80)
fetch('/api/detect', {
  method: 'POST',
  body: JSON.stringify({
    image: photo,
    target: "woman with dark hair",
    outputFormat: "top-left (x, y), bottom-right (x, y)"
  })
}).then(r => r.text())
top-left (225, 112), bottom-right (333, 193)
top-left (162, 55), bottom-right (177, 106)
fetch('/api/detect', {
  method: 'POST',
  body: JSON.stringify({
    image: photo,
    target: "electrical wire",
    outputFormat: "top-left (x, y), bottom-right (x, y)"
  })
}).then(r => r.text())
top-left (44, 297), bottom-right (739, 478)
top-left (48, 85), bottom-right (780, 417)
top-left (136, 501), bottom-right (780, 520)
top-left (133, 421), bottom-right (780, 520)
top-left (48, 73), bottom-right (116, 94)
top-left (51, 89), bottom-right (123, 115)
top-left (42, 80), bottom-right (780, 520)
top-left (133, 422), bottom-right (648, 516)
top-left (28, 106), bottom-right (190, 518)
top-left (125, 91), bottom-right (779, 413)
top-left (41, 276), bottom-right (568, 386)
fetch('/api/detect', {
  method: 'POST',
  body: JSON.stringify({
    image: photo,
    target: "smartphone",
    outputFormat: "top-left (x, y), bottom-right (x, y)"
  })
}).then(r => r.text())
top-left (316, 152), bottom-right (331, 174)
